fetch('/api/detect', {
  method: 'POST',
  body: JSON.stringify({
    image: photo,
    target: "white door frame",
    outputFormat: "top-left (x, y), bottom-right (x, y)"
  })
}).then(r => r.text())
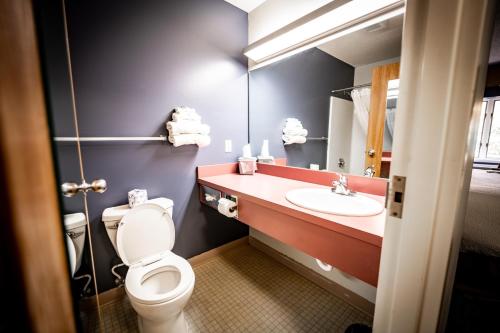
top-left (373, 0), bottom-right (495, 332)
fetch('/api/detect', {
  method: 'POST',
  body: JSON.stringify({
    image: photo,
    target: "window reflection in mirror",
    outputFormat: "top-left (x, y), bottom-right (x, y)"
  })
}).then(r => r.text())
top-left (380, 78), bottom-right (399, 178)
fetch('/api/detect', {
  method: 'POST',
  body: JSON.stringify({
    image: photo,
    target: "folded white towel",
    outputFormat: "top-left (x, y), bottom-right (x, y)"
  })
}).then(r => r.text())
top-left (283, 127), bottom-right (308, 136)
top-left (173, 106), bottom-right (196, 115)
top-left (172, 112), bottom-right (201, 122)
top-left (196, 134), bottom-right (211, 148)
top-left (166, 121), bottom-right (210, 135)
top-left (285, 118), bottom-right (303, 128)
top-left (168, 134), bottom-right (211, 147)
top-left (283, 135), bottom-right (307, 145)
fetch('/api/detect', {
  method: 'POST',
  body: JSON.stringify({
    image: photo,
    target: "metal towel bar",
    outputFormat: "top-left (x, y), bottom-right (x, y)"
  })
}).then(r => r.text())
top-left (54, 136), bottom-right (168, 142)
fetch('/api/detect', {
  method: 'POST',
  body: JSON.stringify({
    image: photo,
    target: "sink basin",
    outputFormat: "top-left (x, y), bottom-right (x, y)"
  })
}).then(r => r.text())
top-left (285, 188), bottom-right (384, 217)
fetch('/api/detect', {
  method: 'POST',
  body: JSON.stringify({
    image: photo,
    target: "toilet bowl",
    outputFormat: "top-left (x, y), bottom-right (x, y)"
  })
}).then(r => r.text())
top-left (102, 198), bottom-right (195, 333)
top-left (125, 252), bottom-right (195, 332)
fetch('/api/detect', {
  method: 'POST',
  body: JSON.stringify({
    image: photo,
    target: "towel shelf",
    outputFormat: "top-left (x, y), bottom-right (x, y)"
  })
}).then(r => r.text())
top-left (54, 136), bottom-right (168, 142)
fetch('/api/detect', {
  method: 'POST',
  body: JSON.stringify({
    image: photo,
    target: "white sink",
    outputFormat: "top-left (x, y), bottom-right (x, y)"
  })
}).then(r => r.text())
top-left (285, 188), bottom-right (384, 217)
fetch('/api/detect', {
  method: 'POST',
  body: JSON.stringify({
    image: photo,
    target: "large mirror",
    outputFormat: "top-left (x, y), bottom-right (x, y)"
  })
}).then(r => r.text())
top-left (249, 14), bottom-right (402, 178)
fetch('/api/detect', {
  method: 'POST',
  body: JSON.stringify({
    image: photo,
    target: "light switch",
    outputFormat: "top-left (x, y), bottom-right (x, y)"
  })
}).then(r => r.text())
top-left (310, 163), bottom-right (319, 170)
top-left (224, 140), bottom-right (232, 153)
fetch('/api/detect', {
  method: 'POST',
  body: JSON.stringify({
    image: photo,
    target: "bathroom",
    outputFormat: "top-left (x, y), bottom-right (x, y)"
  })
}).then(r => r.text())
top-left (0, 0), bottom-right (499, 332)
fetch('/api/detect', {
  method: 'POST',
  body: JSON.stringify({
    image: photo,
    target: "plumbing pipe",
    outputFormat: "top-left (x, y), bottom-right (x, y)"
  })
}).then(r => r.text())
top-left (315, 259), bottom-right (333, 272)
top-left (74, 274), bottom-right (92, 296)
top-left (112, 263), bottom-right (126, 286)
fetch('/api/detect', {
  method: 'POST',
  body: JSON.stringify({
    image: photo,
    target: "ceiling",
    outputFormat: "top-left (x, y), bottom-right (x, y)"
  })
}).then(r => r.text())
top-left (318, 15), bottom-right (403, 67)
top-left (224, 0), bottom-right (267, 13)
top-left (226, 0), bottom-right (403, 67)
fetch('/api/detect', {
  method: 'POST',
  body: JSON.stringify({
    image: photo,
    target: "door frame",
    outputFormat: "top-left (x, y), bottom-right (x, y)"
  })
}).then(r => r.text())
top-left (0, 0), bottom-right (76, 331)
top-left (373, 0), bottom-right (495, 332)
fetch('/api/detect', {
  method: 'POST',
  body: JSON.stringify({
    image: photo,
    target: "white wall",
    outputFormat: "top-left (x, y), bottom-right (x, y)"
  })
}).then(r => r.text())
top-left (249, 0), bottom-right (334, 43)
top-left (349, 57), bottom-right (400, 174)
top-left (327, 97), bottom-right (354, 172)
top-left (251, 229), bottom-right (377, 303)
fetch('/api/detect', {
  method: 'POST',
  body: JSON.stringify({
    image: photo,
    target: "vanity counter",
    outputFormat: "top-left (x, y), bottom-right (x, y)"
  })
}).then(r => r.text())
top-left (197, 162), bottom-right (387, 286)
top-left (198, 172), bottom-right (385, 247)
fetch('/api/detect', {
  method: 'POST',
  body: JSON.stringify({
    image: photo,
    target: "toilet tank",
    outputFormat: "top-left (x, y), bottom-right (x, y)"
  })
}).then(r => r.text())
top-left (63, 213), bottom-right (87, 273)
top-left (101, 198), bottom-right (174, 256)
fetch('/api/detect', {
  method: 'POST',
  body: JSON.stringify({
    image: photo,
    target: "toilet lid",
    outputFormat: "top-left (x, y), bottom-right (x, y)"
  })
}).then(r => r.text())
top-left (117, 202), bottom-right (175, 266)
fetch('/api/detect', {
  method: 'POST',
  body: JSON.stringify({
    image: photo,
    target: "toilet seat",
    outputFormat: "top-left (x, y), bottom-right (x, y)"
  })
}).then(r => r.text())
top-left (116, 200), bottom-right (195, 306)
top-left (125, 251), bottom-right (195, 305)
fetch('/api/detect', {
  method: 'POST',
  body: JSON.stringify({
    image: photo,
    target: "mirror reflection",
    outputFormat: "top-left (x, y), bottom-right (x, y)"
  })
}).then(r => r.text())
top-left (249, 15), bottom-right (402, 178)
top-left (380, 78), bottom-right (399, 177)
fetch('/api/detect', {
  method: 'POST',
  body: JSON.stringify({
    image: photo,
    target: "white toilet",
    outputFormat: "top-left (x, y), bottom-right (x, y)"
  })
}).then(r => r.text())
top-left (63, 212), bottom-right (87, 276)
top-left (102, 198), bottom-right (195, 333)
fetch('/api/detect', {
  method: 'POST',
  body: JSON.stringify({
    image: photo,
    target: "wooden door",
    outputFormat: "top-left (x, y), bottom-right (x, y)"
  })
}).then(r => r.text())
top-left (0, 0), bottom-right (77, 331)
top-left (365, 62), bottom-right (400, 177)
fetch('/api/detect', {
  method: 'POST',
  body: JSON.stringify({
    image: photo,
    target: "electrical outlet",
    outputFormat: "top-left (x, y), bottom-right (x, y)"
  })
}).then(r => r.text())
top-left (224, 140), bottom-right (232, 153)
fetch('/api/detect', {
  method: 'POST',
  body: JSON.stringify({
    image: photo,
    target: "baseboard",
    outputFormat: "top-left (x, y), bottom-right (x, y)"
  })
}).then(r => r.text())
top-left (79, 285), bottom-right (126, 311)
top-left (249, 236), bottom-right (375, 316)
top-left (188, 236), bottom-right (249, 267)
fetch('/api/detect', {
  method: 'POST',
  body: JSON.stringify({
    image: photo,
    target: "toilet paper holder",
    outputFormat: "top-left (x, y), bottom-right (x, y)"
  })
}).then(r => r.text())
top-left (200, 185), bottom-right (238, 217)
top-left (224, 195), bottom-right (238, 213)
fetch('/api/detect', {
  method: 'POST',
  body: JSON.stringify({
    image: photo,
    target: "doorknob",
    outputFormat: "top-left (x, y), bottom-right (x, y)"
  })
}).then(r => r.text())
top-left (61, 179), bottom-right (107, 197)
top-left (367, 149), bottom-right (376, 157)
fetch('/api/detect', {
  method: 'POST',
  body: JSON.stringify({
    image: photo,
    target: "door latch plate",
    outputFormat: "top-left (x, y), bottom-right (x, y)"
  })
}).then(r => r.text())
top-left (388, 175), bottom-right (406, 218)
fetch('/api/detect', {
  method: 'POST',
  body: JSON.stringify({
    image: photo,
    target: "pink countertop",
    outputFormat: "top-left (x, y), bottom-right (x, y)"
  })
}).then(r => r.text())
top-left (198, 173), bottom-right (385, 247)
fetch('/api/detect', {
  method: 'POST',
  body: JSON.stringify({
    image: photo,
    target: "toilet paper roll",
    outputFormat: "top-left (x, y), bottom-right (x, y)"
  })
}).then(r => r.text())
top-left (217, 198), bottom-right (237, 218)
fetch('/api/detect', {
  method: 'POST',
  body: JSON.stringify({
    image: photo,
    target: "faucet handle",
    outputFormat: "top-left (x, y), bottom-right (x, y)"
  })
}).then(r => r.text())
top-left (332, 172), bottom-right (341, 186)
top-left (333, 172), bottom-right (347, 186)
top-left (363, 165), bottom-right (375, 177)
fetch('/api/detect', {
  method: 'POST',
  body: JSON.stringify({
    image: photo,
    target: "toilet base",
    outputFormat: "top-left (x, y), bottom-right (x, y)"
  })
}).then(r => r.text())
top-left (138, 311), bottom-right (188, 333)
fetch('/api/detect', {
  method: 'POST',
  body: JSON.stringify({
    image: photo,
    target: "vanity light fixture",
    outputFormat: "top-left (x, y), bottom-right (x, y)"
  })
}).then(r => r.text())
top-left (244, 0), bottom-right (405, 70)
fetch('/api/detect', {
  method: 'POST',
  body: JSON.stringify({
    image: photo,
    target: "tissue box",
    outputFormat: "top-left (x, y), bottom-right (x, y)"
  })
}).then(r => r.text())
top-left (238, 157), bottom-right (257, 175)
top-left (128, 189), bottom-right (148, 208)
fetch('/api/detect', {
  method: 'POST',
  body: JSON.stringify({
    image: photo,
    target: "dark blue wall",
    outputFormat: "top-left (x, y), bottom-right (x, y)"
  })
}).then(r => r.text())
top-left (37, 0), bottom-right (249, 293)
top-left (249, 48), bottom-right (354, 169)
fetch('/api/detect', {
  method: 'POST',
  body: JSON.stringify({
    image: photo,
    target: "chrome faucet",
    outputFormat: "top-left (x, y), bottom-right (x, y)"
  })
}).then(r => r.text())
top-left (364, 165), bottom-right (375, 177)
top-left (332, 173), bottom-right (354, 196)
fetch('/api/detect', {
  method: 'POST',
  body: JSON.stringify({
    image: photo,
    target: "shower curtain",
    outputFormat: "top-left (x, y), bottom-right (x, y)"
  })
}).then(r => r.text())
top-left (350, 87), bottom-right (371, 133)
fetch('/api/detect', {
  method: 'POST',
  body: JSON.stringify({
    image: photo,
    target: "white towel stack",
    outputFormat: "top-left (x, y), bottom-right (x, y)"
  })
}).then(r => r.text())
top-left (167, 107), bottom-right (211, 147)
top-left (282, 118), bottom-right (307, 145)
